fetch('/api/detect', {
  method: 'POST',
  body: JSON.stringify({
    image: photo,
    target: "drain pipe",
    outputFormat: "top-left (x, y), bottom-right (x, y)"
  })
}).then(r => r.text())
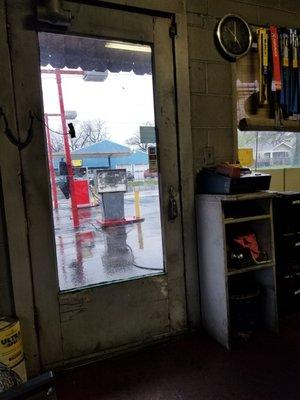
top-left (37, 0), bottom-right (72, 26)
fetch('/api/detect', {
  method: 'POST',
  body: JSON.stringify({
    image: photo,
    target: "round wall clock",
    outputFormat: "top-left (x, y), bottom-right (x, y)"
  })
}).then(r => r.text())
top-left (215, 14), bottom-right (252, 61)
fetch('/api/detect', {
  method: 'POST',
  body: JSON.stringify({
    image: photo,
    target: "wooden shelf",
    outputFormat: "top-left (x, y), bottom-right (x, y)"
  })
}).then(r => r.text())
top-left (224, 214), bottom-right (271, 225)
top-left (196, 192), bottom-right (274, 202)
top-left (196, 193), bottom-right (278, 349)
top-left (227, 262), bottom-right (273, 276)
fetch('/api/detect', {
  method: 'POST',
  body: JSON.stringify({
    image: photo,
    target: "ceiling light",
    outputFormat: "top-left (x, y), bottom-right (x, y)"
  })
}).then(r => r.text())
top-left (105, 42), bottom-right (151, 53)
top-left (83, 71), bottom-right (108, 82)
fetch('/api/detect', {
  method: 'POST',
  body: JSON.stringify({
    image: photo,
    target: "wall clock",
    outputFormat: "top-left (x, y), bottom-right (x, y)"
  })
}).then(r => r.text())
top-left (215, 14), bottom-right (253, 61)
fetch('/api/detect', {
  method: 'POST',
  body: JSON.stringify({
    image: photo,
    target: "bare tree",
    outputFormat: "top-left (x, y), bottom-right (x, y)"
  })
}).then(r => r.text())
top-left (49, 119), bottom-right (109, 152)
top-left (238, 130), bottom-right (296, 149)
top-left (293, 132), bottom-right (300, 166)
top-left (70, 119), bottom-right (109, 150)
top-left (126, 121), bottom-right (155, 152)
top-left (126, 134), bottom-right (149, 152)
top-left (50, 135), bottom-right (64, 153)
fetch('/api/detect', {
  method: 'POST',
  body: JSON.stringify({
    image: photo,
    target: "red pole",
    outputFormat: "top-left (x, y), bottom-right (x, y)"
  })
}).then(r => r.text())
top-left (55, 69), bottom-right (79, 228)
top-left (45, 114), bottom-right (59, 210)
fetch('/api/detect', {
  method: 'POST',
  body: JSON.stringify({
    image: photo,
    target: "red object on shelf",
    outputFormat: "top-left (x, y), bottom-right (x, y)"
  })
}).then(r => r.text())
top-left (216, 163), bottom-right (241, 179)
top-left (74, 180), bottom-right (90, 208)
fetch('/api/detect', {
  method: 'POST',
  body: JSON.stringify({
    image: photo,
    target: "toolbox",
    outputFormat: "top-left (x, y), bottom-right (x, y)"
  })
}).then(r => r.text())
top-left (197, 168), bottom-right (271, 194)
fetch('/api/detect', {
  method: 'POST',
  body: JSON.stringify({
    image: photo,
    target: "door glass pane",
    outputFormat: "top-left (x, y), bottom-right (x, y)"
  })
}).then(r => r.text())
top-left (38, 32), bottom-right (164, 291)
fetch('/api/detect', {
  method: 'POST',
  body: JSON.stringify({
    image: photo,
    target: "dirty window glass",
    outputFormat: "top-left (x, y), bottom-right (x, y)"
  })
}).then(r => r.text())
top-left (238, 130), bottom-right (300, 169)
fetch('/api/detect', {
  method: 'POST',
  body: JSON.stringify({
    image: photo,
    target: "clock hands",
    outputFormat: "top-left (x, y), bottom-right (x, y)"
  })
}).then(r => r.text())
top-left (226, 25), bottom-right (242, 49)
top-left (234, 20), bottom-right (237, 39)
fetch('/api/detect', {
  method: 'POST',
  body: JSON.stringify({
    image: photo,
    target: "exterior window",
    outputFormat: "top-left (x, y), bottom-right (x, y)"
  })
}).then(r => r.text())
top-left (238, 130), bottom-right (300, 169)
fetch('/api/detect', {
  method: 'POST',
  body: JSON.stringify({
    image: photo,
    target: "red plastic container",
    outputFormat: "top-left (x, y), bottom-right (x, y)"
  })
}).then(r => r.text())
top-left (74, 180), bottom-right (90, 207)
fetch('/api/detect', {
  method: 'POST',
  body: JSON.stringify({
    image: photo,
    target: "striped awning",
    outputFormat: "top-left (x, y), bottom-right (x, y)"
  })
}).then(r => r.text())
top-left (39, 32), bottom-right (152, 75)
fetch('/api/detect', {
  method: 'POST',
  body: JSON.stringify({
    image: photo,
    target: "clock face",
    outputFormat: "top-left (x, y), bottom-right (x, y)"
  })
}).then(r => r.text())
top-left (216, 14), bottom-right (252, 60)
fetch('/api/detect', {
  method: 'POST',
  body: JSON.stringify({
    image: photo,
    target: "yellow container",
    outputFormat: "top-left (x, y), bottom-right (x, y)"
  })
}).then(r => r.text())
top-left (0, 317), bottom-right (27, 382)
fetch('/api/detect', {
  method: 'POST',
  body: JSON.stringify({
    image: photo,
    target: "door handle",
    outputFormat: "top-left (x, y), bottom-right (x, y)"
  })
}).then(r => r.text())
top-left (168, 186), bottom-right (178, 221)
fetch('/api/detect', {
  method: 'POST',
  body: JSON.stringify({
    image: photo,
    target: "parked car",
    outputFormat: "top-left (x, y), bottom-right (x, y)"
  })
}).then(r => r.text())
top-left (143, 169), bottom-right (158, 179)
top-left (126, 171), bottom-right (134, 181)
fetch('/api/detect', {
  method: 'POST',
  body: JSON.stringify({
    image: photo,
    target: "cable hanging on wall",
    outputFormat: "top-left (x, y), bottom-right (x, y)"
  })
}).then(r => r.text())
top-left (0, 107), bottom-right (34, 151)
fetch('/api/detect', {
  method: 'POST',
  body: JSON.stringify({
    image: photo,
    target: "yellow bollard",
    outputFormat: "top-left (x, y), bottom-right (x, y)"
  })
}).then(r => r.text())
top-left (134, 189), bottom-right (141, 219)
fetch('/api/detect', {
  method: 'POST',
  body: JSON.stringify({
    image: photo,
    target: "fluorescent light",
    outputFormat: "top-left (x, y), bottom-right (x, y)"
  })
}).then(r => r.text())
top-left (105, 42), bottom-right (151, 53)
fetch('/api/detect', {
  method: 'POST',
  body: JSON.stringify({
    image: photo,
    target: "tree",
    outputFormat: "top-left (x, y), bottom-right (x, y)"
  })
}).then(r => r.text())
top-left (238, 130), bottom-right (296, 149)
top-left (70, 119), bottom-right (109, 150)
top-left (126, 133), bottom-right (149, 152)
top-left (293, 132), bottom-right (300, 166)
top-left (126, 121), bottom-right (155, 152)
top-left (50, 135), bottom-right (64, 153)
top-left (49, 119), bottom-right (109, 152)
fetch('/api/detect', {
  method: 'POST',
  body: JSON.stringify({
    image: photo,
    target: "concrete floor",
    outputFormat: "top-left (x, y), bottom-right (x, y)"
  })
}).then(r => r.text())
top-left (54, 189), bottom-right (164, 291)
top-left (56, 313), bottom-right (300, 399)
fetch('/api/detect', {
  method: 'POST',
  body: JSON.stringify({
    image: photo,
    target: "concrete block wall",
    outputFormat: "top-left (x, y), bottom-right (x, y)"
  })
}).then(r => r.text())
top-left (186, 0), bottom-right (300, 174)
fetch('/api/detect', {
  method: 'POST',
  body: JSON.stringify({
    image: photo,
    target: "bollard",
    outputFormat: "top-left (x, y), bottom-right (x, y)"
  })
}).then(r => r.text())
top-left (134, 189), bottom-right (141, 219)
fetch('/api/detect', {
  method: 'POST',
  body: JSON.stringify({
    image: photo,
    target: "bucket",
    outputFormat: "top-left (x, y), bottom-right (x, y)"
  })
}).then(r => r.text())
top-left (230, 287), bottom-right (260, 337)
top-left (0, 317), bottom-right (27, 383)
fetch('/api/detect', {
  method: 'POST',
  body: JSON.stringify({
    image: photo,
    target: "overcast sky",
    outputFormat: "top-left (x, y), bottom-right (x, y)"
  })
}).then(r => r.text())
top-left (41, 69), bottom-right (155, 145)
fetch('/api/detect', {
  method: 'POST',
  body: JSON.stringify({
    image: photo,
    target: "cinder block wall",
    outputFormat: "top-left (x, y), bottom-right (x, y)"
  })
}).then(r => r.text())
top-left (186, 0), bottom-right (300, 174)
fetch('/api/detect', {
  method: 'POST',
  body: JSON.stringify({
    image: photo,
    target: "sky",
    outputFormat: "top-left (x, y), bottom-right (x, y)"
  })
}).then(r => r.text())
top-left (41, 69), bottom-right (155, 145)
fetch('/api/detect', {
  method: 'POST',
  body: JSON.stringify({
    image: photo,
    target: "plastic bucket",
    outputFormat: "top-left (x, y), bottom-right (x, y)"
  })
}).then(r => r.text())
top-left (230, 288), bottom-right (260, 336)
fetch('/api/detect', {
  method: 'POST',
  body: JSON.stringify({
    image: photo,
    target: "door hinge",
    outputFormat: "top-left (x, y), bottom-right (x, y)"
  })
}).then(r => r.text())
top-left (169, 20), bottom-right (177, 38)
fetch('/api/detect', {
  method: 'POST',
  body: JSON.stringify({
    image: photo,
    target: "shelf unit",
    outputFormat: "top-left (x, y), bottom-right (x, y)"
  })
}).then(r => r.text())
top-left (227, 262), bottom-right (273, 276)
top-left (196, 192), bottom-right (278, 349)
top-left (224, 214), bottom-right (271, 225)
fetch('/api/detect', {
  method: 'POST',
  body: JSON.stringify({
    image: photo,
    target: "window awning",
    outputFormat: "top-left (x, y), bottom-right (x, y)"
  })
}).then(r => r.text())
top-left (39, 32), bottom-right (152, 75)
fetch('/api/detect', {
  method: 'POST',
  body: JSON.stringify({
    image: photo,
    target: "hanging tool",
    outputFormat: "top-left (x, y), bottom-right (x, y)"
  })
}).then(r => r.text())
top-left (258, 28), bottom-right (269, 105)
top-left (270, 26), bottom-right (282, 91)
top-left (279, 29), bottom-right (290, 118)
top-left (298, 29), bottom-right (300, 117)
top-left (290, 29), bottom-right (299, 115)
top-left (270, 26), bottom-right (283, 128)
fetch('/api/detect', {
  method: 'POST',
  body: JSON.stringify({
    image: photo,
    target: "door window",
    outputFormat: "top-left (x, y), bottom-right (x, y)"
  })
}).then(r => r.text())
top-left (38, 32), bottom-right (164, 291)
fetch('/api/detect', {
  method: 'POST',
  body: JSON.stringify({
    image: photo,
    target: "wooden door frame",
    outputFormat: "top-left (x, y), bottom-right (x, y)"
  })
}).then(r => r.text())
top-left (1, 0), bottom-right (198, 376)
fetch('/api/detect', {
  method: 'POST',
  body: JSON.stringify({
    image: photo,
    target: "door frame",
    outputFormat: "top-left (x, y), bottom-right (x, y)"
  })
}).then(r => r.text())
top-left (1, 0), bottom-right (198, 376)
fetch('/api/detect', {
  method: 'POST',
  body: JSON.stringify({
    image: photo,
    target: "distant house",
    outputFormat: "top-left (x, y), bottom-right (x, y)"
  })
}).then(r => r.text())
top-left (113, 151), bottom-right (149, 180)
top-left (257, 142), bottom-right (293, 167)
top-left (53, 140), bottom-right (149, 180)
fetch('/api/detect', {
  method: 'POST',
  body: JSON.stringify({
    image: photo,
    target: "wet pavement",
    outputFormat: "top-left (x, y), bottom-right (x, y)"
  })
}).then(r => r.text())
top-left (53, 189), bottom-right (164, 291)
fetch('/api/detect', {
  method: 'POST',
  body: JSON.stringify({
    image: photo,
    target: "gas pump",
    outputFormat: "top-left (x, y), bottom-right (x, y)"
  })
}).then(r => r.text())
top-left (97, 169), bottom-right (144, 227)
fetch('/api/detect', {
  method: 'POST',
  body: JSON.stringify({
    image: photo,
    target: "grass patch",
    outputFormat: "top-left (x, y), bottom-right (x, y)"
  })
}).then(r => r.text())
top-left (128, 179), bottom-right (158, 187)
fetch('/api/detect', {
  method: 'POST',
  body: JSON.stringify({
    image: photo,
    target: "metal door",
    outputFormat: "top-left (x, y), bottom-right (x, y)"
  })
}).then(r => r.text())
top-left (2, 0), bottom-right (186, 370)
